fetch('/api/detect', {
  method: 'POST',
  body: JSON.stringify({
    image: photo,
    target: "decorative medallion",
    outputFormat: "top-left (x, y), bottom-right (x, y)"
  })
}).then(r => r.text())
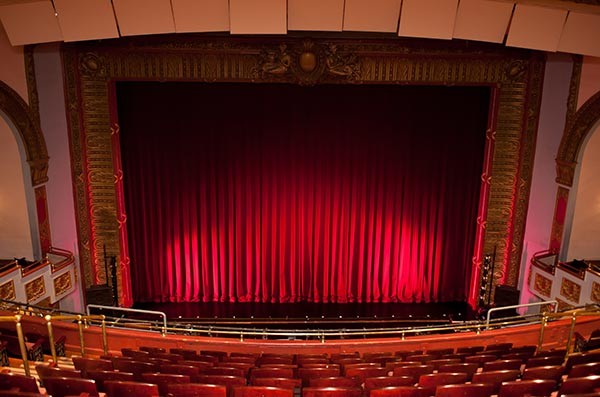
top-left (560, 277), bottom-right (582, 303)
top-left (0, 280), bottom-right (16, 301)
top-left (534, 273), bottom-right (553, 298)
top-left (53, 271), bottom-right (73, 297)
top-left (25, 276), bottom-right (46, 302)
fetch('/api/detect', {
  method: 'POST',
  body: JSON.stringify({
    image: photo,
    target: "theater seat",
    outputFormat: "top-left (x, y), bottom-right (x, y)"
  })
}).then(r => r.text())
top-left (418, 372), bottom-right (469, 396)
top-left (233, 386), bottom-right (293, 397)
top-left (522, 365), bottom-right (565, 381)
top-left (0, 392), bottom-right (45, 397)
top-left (141, 373), bottom-right (190, 396)
top-left (0, 372), bottom-right (40, 393)
top-left (308, 377), bottom-right (362, 388)
top-left (71, 357), bottom-right (113, 377)
top-left (41, 376), bottom-right (99, 397)
top-left (498, 379), bottom-right (557, 397)
top-left (435, 383), bottom-right (495, 397)
top-left (471, 369), bottom-right (520, 394)
top-left (251, 377), bottom-right (302, 389)
top-left (86, 370), bottom-right (135, 392)
top-left (104, 380), bottom-right (159, 397)
top-left (363, 375), bottom-right (415, 390)
top-left (167, 383), bottom-right (227, 397)
top-left (368, 386), bottom-right (428, 397)
top-left (302, 387), bottom-right (362, 397)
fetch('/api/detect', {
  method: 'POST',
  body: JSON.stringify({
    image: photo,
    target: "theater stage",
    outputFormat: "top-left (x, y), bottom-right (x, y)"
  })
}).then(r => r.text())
top-left (132, 301), bottom-right (478, 329)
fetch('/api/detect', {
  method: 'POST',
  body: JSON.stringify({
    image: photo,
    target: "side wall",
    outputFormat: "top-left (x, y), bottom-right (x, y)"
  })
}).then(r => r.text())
top-left (518, 53), bottom-right (572, 305)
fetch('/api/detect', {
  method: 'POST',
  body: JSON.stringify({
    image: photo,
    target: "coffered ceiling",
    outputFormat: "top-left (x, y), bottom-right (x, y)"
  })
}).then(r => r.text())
top-left (0, 0), bottom-right (599, 56)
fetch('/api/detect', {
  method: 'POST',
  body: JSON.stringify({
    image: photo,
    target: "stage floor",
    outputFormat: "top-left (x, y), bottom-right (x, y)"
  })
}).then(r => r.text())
top-left (132, 301), bottom-right (478, 327)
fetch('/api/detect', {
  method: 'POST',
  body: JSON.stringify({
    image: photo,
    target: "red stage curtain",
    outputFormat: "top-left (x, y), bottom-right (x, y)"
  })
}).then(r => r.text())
top-left (118, 83), bottom-right (489, 303)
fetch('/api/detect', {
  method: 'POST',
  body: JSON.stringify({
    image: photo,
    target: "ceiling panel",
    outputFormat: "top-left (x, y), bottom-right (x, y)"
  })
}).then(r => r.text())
top-left (288, 0), bottom-right (344, 32)
top-left (558, 12), bottom-right (600, 57)
top-left (112, 0), bottom-right (175, 37)
top-left (506, 4), bottom-right (568, 52)
top-left (54, 0), bottom-right (118, 42)
top-left (398, 0), bottom-right (459, 39)
top-left (0, 0), bottom-right (61, 45)
top-left (171, 0), bottom-right (229, 33)
top-left (453, 0), bottom-right (513, 44)
top-left (229, 0), bottom-right (286, 34)
top-left (343, 0), bottom-right (402, 33)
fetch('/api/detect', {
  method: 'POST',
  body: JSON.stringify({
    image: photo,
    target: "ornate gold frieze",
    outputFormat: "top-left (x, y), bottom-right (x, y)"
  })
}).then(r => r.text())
top-left (53, 271), bottom-right (72, 297)
top-left (25, 276), bottom-right (46, 302)
top-left (592, 281), bottom-right (600, 304)
top-left (62, 36), bottom-right (544, 305)
top-left (534, 273), bottom-right (553, 298)
top-left (560, 277), bottom-right (582, 303)
top-left (0, 280), bottom-right (16, 301)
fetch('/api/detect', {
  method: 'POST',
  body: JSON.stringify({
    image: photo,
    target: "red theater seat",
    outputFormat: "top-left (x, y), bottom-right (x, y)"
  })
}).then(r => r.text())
top-left (159, 364), bottom-right (201, 377)
top-left (167, 383), bottom-right (227, 397)
top-left (430, 359), bottom-right (461, 371)
top-left (35, 364), bottom-right (81, 379)
top-left (122, 348), bottom-right (150, 360)
top-left (406, 354), bottom-right (436, 364)
top-left (0, 372), bottom-right (40, 393)
top-left (485, 343), bottom-right (513, 352)
top-left (204, 366), bottom-right (246, 377)
top-left (363, 376), bottom-right (415, 390)
top-left (522, 365), bottom-right (565, 381)
top-left (344, 366), bottom-right (388, 381)
top-left (369, 386), bottom-right (429, 397)
top-left (559, 375), bottom-right (600, 395)
top-left (435, 383), bottom-right (495, 397)
top-left (464, 355), bottom-right (498, 365)
top-left (393, 365), bottom-right (434, 382)
top-left (308, 377), bottom-right (362, 388)
top-left (42, 377), bottom-right (99, 397)
top-left (194, 374), bottom-right (247, 389)
top-left (72, 357), bottom-right (113, 377)
top-left (471, 369), bottom-right (520, 394)
top-left (437, 362), bottom-right (478, 381)
top-left (233, 386), bottom-right (293, 397)
top-left (498, 379), bottom-right (557, 397)
top-left (570, 362), bottom-right (600, 378)
top-left (0, 393), bottom-right (45, 397)
top-left (482, 359), bottom-right (522, 372)
top-left (250, 368), bottom-right (295, 379)
top-left (297, 368), bottom-right (340, 386)
top-left (526, 355), bottom-right (564, 368)
top-left (104, 380), bottom-right (159, 397)
top-left (139, 346), bottom-right (166, 354)
top-left (302, 387), bottom-right (362, 397)
top-left (111, 359), bottom-right (157, 381)
top-left (141, 373), bottom-right (190, 396)
top-left (456, 347), bottom-right (484, 355)
top-left (251, 377), bottom-right (302, 389)
top-left (86, 370), bottom-right (135, 392)
top-left (418, 372), bottom-right (469, 396)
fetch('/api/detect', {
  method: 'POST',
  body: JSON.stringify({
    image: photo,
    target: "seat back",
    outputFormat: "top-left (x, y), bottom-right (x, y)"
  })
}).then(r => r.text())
top-left (438, 362), bottom-right (478, 381)
top-left (86, 370), bottom-right (135, 392)
top-left (302, 387), bottom-right (362, 397)
top-left (251, 368), bottom-right (295, 379)
top-left (435, 383), bottom-right (495, 397)
top-left (159, 364), bottom-right (201, 377)
top-left (167, 383), bottom-right (227, 397)
top-left (498, 379), bottom-right (557, 397)
top-left (368, 386), bottom-right (428, 397)
top-left (393, 365), bottom-right (434, 382)
top-left (569, 362), bottom-right (600, 378)
top-left (42, 376), bottom-right (98, 397)
top-left (297, 368), bottom-right (340, 386)
top-left (35, 364), bottom-right (81, 380)
top-left (141, 373), bottom-right (190, 396)
top-left (471, 369), bottom-right (520, 394)
top-left (559, 375), bottom-right (600, 395)
top-left (344, 366), bottom-right (388, 381)
top-left (233, 386), bottom-right (293, 397)
top-left (418, 372), bottom-right (469, 395)
top-left (251, 377), bottom-right (302, 389)
top-left (526, 355), bottom-right (564, 368)
top-left (522, 365), bottom-right (565, 381)
top-left (482, 359), bottom-right (522, 372)
top-left (0, 372), bottom-right (39, 393)
top-left (111, 358), bottom-right (157, 380)
top-left (71, 357), bottom-right (113, 377)
top-left (104, 380), bottom-right (159, 397)
top-left (364, 376), bottom-right (415, 390)
top-left (308, 377), bottom-right (362, 388)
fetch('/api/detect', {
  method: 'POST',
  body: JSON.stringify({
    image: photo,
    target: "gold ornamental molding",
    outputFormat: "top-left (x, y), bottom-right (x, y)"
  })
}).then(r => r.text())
top-left (534, 273), bottom-right (553, 298)
top-left (0, 280), bottom-right (16, 301)
top-left (25, 276), bottom-right (46, 302)
top-left (62, 36), bottom-right (545, 305)
top-left (0, 81), bottom-right (49, 186)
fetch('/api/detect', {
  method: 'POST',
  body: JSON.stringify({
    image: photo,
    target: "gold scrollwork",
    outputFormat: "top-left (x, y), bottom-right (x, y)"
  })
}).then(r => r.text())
top-left (534, 273), bottom-right (552, 298)
top-left (560, 277), bottom-right (582, 303)
top-left (25, 276), bottom-right (46, 302)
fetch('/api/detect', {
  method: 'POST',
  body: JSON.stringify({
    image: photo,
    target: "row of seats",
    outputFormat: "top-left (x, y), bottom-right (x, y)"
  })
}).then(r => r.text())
top-left (2, 342), bottom-right (600, 396)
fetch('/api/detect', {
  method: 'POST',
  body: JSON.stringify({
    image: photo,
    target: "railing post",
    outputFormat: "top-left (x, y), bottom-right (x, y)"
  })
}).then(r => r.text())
top-left (44, 315), bottom-right (58, 364)
top-left (77, 315), bottom-right (85, 356)
top-left (15, 315), bottom-right (30, 376)
top-left (101, 316), bottom-right (108, 355)
top-left (537, 312), bottom-right (548, 353)
top-left (565, 311), bottom-right (578, 361)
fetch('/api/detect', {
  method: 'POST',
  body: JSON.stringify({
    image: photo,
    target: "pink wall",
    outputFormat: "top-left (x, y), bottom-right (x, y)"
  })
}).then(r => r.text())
top-left (578, 56), bottom-right (600, 109)
top-left (518, 53), bottom-right (572, 305)
top-left (0, 24), bottom-right (27, 102)
top-left (34, 44), bottom-right (83, 312)
top-left (567, 122), bottom-right (600, 260)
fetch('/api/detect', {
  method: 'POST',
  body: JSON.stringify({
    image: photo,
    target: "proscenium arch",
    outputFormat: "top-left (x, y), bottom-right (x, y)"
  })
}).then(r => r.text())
top-left (0, 80), bottom-right (49, 186)
top-left (556, 90), bottom-right (600, 187)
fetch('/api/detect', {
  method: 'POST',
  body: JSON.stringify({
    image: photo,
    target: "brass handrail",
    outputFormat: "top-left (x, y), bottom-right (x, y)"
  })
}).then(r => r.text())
top-left (43, 314), bottom-right (107, 363)
top-left (0, 314), bottom-right (32, 376)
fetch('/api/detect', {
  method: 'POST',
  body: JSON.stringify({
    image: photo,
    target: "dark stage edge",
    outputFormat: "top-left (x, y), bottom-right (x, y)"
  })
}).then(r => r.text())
top-left (133, 301), bottom-right (478, 325)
